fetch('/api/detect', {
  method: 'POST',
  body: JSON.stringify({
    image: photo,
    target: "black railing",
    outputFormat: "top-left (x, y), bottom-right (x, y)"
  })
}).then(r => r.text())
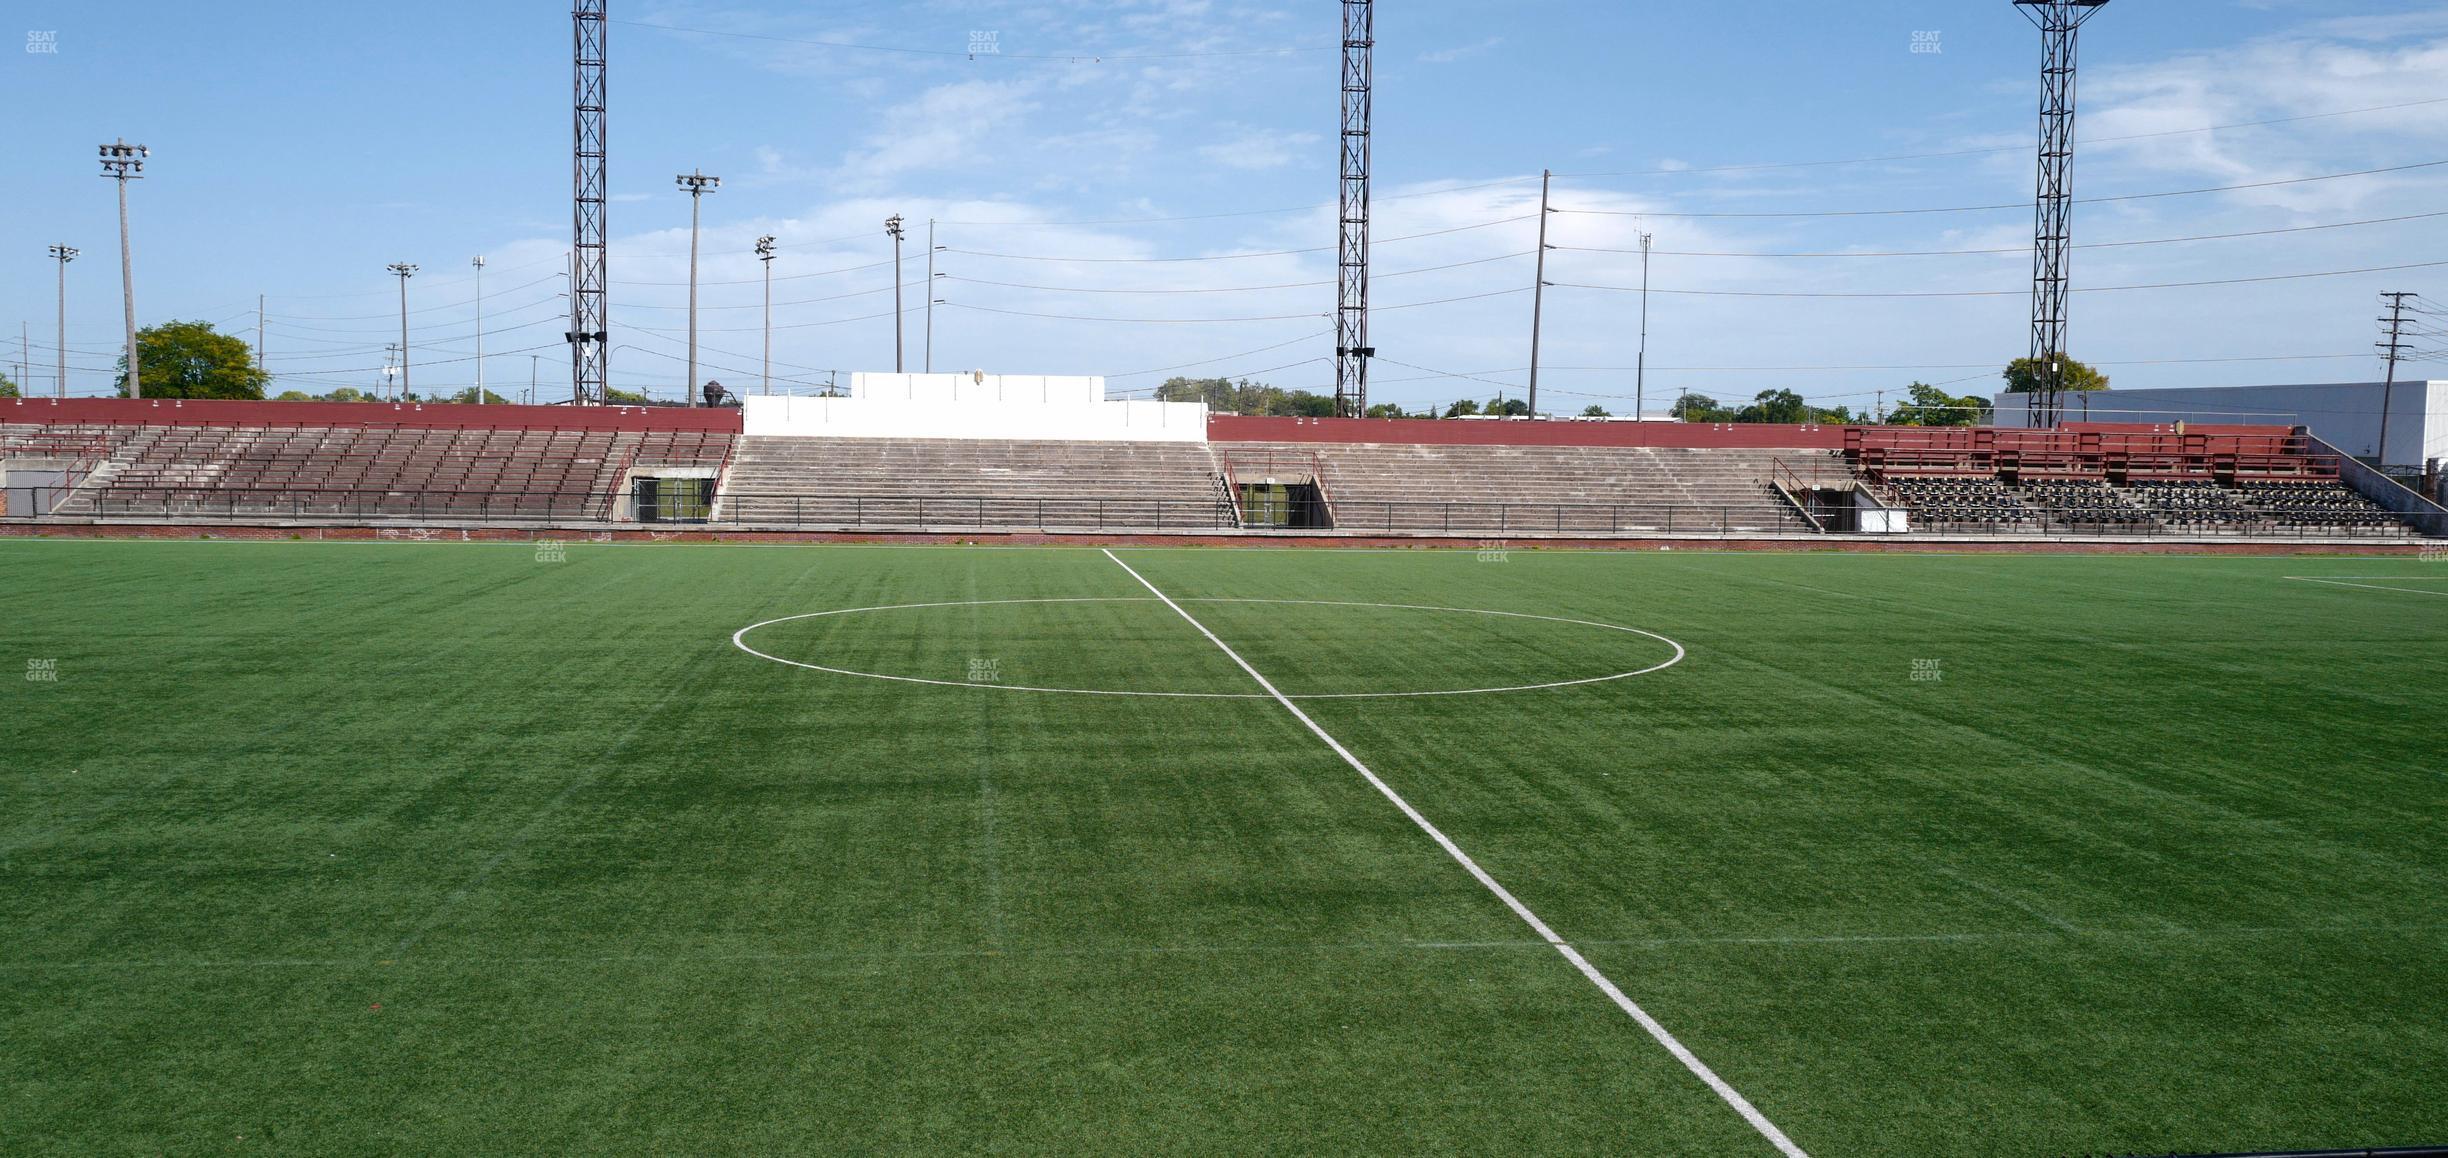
top-left (18, 485), bottom-right (2440, 540)
top-left (1895, 507), bottom-right (2421, 539)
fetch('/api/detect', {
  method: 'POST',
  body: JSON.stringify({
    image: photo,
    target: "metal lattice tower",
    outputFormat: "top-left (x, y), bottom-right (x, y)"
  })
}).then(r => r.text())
top-left (1334, 0), bottom-right (1374, 419)
top-left (570, 0), bottom-right (611, 405)
top-left (2017, 0), bottom-right (2109, 428)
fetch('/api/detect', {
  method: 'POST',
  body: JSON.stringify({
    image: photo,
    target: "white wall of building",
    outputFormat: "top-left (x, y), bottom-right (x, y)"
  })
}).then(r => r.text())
top-left (743, 372), bottom-right (1207, 442)
top-left (1989, 381), bottom-right (2447, 467)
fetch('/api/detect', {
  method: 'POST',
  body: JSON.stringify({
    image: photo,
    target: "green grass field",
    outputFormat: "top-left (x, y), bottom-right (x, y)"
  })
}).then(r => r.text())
top-left (4, 539), bottom-right (2444, 1155)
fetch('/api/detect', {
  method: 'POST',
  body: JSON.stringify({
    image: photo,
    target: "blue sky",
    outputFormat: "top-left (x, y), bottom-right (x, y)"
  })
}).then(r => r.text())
top-left (5, 1), bottom-right (2447, 414)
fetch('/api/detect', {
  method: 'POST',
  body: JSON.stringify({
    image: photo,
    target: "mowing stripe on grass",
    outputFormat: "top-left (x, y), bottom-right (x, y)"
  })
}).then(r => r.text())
top-left (1098, 548), bottom-right (1809, 1158)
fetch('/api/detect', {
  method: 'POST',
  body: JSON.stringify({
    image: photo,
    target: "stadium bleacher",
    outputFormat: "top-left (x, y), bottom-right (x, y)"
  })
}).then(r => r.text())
top-left (23, 423), bottom-right (725, 521)
top-left (719, 436), bottom-right (1237, 530)
top-left (5, 404), bottom-right (2435, 541)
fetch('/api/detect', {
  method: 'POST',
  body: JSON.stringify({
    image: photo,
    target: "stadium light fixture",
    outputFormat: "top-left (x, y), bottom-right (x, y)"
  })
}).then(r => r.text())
top-left (885, 215), bottom-right (906, 373)
top-left (676, 170), bottom-right (721, 405)
top-left (98, 140), bottom-right (147, 397)
top-left (49, 244), bottom-right (78, 398)
top-left (755, 235), bottom-right (777, 396)
top-left (387, 263), bottom-right (418, 398)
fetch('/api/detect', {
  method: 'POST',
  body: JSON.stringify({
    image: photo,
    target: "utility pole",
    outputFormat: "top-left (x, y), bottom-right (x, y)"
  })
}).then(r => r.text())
top-left (1875, 389), bottom-right (1887, 424)
top-left (886, 214), bottom-right (906, 373)
top-left (382, 344), bottom-right (401, 401)
top-left (472, 255), bottom-right (486, 403)
top-left (1526, 168), bottom-right (1552, 419)
top-left (99, 140), bottom-right (146, 398)
top-left (1334, 0), bottom-right (1374, 417)
top-left (1635, 230), bottom-right (1653, 420)
top-left (256, 294), bottom-right (265, 373)
top-left (675, 169), bottom-right (720, 405)
top-left (2378, 291), bottom-right (2417, 468)
top-left (755, 235), bottom-right (776, 395)
top-left (387, 263), bottom-right (417, 398)
top-left (2016, 0), bottom-right (2111, 429)
top-left (926, 219), bottom-right (941, 374)
top-left (529, 354), bottom-right (539, 406)
top-left (49, 245), bottom-right (77, 398)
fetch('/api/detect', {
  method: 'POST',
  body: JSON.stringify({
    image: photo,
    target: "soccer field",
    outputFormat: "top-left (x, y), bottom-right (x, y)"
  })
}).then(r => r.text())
top-left (3, 539), bottom-right (2443, 1154)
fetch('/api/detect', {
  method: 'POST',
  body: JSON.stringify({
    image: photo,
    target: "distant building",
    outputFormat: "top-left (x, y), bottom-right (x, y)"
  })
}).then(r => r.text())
top-left (1989, 381), bottom-right (2448, 468)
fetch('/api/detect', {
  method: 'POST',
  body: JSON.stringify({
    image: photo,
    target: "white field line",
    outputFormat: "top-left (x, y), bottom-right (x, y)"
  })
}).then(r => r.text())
top-left (1097, 548), bottom-right (1807, 1158)
top-left (2284, 575), bottom-right (2448, 597)
top-left (732, 597), bottom-right (1684, 700)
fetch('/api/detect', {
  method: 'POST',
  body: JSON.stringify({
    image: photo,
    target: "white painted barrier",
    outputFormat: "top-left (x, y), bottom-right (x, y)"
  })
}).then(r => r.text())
top-left (742, 373), bottom-right (1208, 443)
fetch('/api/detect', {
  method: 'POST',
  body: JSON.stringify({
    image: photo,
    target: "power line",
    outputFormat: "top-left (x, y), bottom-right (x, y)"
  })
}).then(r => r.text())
top-left (1553, 257), bottom-right (2448, 299)
top-left (940, 252), bottom-right (1532, 295)
top-left (1554, 96), bottom-right (2448, 180)
top-left (1552, 210), bottom-right (2448, 260)
top-left (940, 285), bottom-right (1529, 326)
top-left (942, 215), bottom-right (1537, 265)
top-left (1554, 159), bottom-right (2448, 220)
top-left (1103, 331), bottom-right (1334, 378)
top-left (612, 17), bottom-right (1334, 63)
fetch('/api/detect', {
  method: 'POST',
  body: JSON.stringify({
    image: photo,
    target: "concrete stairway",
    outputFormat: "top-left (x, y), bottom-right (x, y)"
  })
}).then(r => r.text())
top-left (1229, 442), bottom-right (1839, 534)
top-left (721, 436), bottom-right (1237, 530)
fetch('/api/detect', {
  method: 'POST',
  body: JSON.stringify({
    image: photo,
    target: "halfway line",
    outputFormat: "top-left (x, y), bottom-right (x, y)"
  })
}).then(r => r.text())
top-left (1097, 548), bottom-right (1807, 1158)
top-left (2284, 576), bottom-right (2448, 597)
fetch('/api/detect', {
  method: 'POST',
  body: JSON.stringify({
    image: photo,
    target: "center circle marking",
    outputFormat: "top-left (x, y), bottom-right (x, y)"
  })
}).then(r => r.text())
top-left (731, 597), bottom-right (1686, 700)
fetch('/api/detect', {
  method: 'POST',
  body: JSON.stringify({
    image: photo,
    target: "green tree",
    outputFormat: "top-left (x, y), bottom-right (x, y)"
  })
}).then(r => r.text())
top-left (1673, 392), bottom-right (1731, 422)
top-left (1581, 404), bottom-right (1611, 417)
top-left (1733, 389), bottom-right (1807, 425)
top-left (2002, 356), bottom-right (2108, 394)
top-left (1442, 398), bottom-right (1481, 418)
top-left (1153, 376), bottom-right (1328, 416)
top-left (1484, 396), bottom-right (1531, 418)
top-left (605, 386), bottom-right (650, 405)
top-left (1279, 390), bottom-right (1337, 418)
top-left (273, 389), bottom-right (315, 401)
top-left (1363, 402), bottom-right (1408, 419)
top-left (114, 321), bottom-right (268, 399)
top-left (1884, 381), bottom-right (1988, 426)
top-left (443, 387), bottom-right (512, 405)
top-left (0, 371), bottom-right (19, 399)
top-left (323, 387), bottom-right (380, 403)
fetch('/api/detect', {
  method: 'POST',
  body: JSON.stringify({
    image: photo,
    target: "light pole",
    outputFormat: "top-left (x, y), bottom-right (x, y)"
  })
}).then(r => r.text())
top-left (676, 169), bottom-right (720, 404)
top-left (382, 344), bottom-right (401, 401)
top-left (471, 255), bottom-right (486, 404)
top-left (1636, 231), bottom-right (1653, 420)
top-left (48, 245), bottom-right (77, 398)
top-left (755, 235), bottom-right (777, 396)
top-left (98, 140), bottom-right (146, 398)
top-left (885, 214), bottom-right (906, 372)
top-left (387, 263), bottom-right (417, 398)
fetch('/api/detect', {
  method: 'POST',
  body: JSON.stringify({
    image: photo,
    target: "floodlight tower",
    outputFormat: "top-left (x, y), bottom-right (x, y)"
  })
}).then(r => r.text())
top-left (2016, 0), bottom-right (2110, 428)
top-left (886, 215), bottom-right (906, 373)
top-left (1334, 0), bottom-right (1374, 418)
top-left (676, 169), bottom-right (720, 405)
top-left (755, 235), bottom-right (777, 395)
top-left (571, 0), bottom-right (611, 405)
top-left (49, 244), bottom-right (77, 398)
top-left (98, 140), bottom-right (146, 398)
top-left (388, 263), bottom-right (418, 397)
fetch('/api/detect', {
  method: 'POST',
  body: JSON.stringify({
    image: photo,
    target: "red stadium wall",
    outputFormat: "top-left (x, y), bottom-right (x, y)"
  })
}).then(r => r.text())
top-left (2, 396), bottom-right (743, 434)
top-left (1207, 415), bottom-right (1847, 449)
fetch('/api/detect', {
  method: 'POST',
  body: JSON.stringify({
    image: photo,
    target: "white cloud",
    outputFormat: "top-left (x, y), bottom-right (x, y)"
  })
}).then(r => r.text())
top-left (1197, 129), bottom-right (1323, 171)
top-left (1419, 37), bottom-right (1502, 65)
